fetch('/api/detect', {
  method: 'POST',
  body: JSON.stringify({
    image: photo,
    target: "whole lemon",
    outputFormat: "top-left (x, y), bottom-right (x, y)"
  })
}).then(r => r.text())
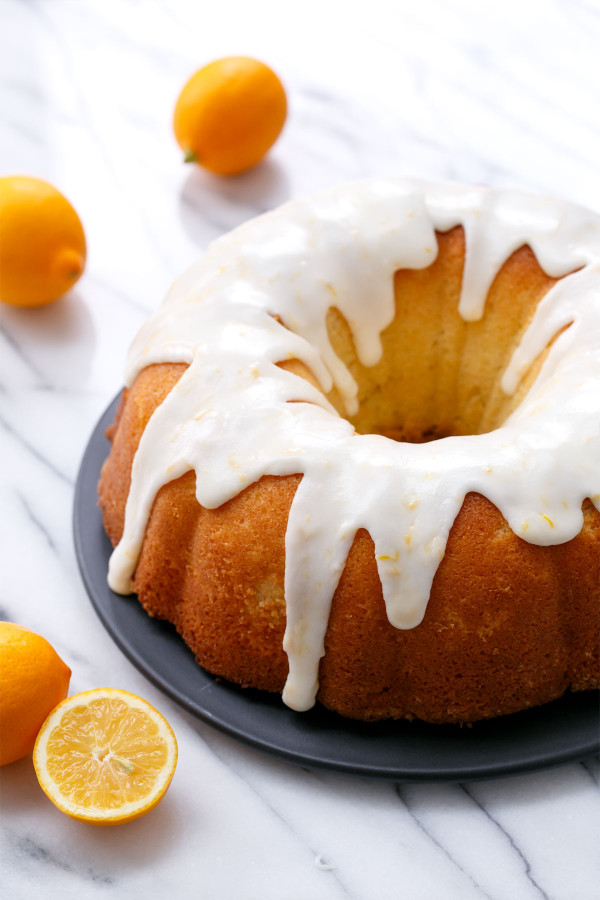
top-left (0, 176), bottom-right (86, 307)
top-left (0, 622), bottom-right (71, 766)
top-left (173, 57), bottom-right (287, 176)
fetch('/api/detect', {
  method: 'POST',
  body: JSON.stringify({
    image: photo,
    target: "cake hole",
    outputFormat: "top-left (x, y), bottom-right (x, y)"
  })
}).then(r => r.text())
top-left (275, 230), bottom-right (573, 444)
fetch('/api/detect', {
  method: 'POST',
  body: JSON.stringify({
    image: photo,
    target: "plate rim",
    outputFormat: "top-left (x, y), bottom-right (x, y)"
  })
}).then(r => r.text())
top-left (73, 393), bottom-right (600, 782)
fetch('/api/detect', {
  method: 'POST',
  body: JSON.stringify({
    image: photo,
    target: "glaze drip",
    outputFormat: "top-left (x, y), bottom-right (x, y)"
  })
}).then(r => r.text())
top-left (108, 179), bottom-right (600, 712)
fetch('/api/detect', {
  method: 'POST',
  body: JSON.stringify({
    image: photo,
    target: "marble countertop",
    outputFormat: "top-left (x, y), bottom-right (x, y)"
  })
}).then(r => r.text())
top-left (1, 1), bottom-right (599, 898)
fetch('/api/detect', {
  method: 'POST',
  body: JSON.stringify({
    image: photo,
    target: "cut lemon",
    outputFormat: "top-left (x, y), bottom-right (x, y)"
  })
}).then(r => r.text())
top-left (33, 688), bottom-right (177, 825)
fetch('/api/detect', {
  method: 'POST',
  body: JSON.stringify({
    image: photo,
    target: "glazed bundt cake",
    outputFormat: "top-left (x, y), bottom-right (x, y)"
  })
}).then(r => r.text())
top-left (99, 179), bottom-right (600, 723)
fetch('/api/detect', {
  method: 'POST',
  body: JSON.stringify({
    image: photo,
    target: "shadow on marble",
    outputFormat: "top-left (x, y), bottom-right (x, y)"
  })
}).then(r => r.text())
top-left (177, 158), bottom-right (291, 246)
top-left (184, 705), bottom-right (599, 805)
top-left (0, 755), bottom-right (45, 820)
top-left (0, 751), bottom-right (186, 870)
top-left (0, 289), bottom-right (96, 388)
top-left (56, 787), bottom-right (185, 869)
top-left (463, 758), bottom-right (600, 806)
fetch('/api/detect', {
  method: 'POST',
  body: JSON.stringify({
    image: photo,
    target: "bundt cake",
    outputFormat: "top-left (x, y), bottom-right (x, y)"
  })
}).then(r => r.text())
top-left (99, 179), bottom-right (600, 723)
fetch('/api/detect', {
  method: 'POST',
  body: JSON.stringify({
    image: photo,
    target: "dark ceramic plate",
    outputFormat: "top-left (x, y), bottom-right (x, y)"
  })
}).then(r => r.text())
top-left (73, 394), bottom-right (600, 781)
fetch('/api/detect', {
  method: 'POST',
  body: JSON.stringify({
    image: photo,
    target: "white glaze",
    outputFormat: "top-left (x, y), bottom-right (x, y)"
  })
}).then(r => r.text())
top-left (108, 179), bottom-right (600, 712)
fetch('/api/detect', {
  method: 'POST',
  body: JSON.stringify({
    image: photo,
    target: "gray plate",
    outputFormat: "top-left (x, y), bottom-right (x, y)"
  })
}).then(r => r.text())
top-left (73, 394), bottom-right (600, 781)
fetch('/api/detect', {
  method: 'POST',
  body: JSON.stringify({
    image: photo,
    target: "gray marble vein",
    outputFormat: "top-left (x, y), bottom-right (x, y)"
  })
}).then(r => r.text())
top-left (0, 409), bottom-right (73, 486)
top-left (15, 490), bottom-right (59, 555)
top-left (395, 784), bottom-right (493, 900)
top-left (460, 784), bottom-right (551, 900)
top-left (0, 322), bottom-right (49, 388)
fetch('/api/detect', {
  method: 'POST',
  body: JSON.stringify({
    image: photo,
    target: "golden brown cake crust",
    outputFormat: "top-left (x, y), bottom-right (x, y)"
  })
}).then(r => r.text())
top-left (98, 229), bottom-right (600, 723)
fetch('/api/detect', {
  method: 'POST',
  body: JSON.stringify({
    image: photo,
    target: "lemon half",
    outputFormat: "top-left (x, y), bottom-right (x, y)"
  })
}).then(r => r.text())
top-left (33, 688), bottom-right (177, 825)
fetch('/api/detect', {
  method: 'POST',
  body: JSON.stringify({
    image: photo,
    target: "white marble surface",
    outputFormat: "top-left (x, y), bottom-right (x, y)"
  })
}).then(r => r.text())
top-left (1, 0), bottom-right (599, 898)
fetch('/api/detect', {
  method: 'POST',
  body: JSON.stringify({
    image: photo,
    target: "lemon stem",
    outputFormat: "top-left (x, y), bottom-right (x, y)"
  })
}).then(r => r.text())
top-left (184, 149), bottom-right (198, 164)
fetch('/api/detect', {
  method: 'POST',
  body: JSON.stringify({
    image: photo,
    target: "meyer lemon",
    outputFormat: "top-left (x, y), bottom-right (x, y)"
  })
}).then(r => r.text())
top-left (0, 622), bottom-right (71, 766)
top-left (33, 688), bottom-right (178, 825)
top-left (173, 56), bottom-right (287, 175)
top-left (0, 175), bottom-right (86, 307)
